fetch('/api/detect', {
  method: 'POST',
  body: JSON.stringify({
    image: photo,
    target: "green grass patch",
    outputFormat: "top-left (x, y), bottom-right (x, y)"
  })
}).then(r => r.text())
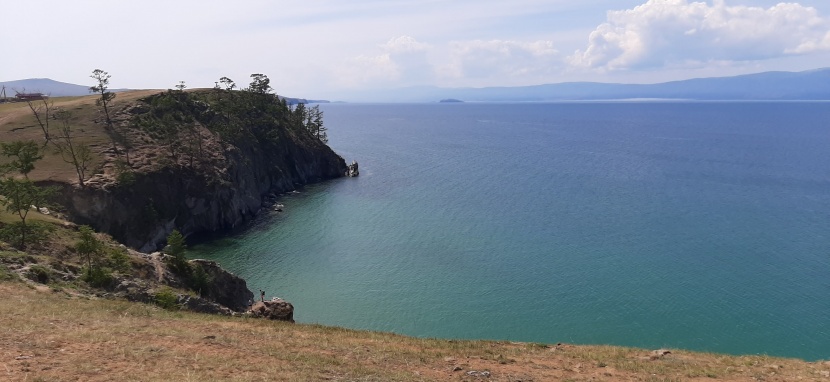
top-left (0, 263), bottom-right (16, 281)
top-left (154, 287), bottom-right (179, 310)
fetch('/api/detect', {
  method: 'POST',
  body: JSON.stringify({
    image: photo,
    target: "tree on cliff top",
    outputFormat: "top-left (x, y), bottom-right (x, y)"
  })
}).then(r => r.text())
top-left (90, 69), bottom-right (131, 164)
top-left (89, 69), bottom-right (115, 129)
top-left (306, 105), bottom-right (328, 144)
top-left (219, 77), bottom-right (236, 91)
top-left (246, 74), bottom-right (272, 94)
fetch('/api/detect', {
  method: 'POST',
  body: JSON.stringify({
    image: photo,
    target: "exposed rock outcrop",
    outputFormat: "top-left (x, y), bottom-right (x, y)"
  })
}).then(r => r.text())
top-left (249, 299), bottom-right (295, 322)
top-left (177, 294), bottom-right (234, 315)
top-left (96, 248), bottom-right (252, 314)
top-left (190, 259), bottom-right (253, 312)
top-left (346, 160), bottom-right (359, 177)
top-left (113, 279), bottom-right (235, 315)
top-left (55, 90), bottom-right (347, 252)
top-left (111, 257), bottom-right (253, 314)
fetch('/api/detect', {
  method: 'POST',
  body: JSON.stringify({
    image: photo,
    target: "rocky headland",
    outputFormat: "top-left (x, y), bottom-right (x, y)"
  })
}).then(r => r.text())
top-left (59, 89), bottom-right (346, 252)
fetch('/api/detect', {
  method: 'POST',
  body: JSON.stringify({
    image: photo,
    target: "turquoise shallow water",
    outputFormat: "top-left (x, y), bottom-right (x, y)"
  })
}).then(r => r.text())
top-left (191, 102), bottom-right (830, 360)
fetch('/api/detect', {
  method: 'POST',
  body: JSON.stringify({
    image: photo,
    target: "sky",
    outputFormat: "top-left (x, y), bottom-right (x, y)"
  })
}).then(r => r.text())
top-left (3, 0), bottom-right (830, 99)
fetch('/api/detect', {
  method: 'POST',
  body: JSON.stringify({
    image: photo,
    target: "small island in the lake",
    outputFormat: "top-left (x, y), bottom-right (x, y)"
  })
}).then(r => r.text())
top-left (439, 98), bottom-right (464, 103)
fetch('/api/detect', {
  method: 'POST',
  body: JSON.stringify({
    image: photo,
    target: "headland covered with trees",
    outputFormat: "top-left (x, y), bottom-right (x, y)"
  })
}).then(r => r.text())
top-left (0, 69), bottom-right (346, 314)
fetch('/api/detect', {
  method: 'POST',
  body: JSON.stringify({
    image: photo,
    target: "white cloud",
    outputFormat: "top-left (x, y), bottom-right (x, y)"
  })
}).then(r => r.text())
top-left (7, 0), bottom-right (828, 94)
top-left (336, 36), bottom-right (561, 89)
top-left (335, 36), bottom-right (433, 87)
top-left (333, 36), bottom-right (434, 88)
top-left (382, 35), bottom-right (431, 54)
top-left (570, 0), bottom-right (830, 71)
top-left (335, 54), bottom-right (399, 88)
top-left (442, 40), bottom-right (559, 80)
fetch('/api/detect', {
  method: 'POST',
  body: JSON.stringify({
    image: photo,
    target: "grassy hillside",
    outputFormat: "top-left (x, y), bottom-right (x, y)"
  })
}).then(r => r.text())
top-left (0, 90), bottom-right (158, 183)
top-left (1, 281), bottom-right (828, 382)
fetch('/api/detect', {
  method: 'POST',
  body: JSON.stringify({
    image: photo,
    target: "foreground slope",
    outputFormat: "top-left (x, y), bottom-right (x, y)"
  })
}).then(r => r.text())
top-left (1, 282), bottom-right (828, 382)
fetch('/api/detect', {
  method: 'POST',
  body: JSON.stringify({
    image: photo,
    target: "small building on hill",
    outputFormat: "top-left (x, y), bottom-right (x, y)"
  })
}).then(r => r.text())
top-left (15, 93), bottom-right (47, 101)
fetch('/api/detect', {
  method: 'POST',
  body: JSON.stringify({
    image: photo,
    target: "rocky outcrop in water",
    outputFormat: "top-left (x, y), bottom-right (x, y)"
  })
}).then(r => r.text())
top-left (346, 160), bottom-right (359, 177)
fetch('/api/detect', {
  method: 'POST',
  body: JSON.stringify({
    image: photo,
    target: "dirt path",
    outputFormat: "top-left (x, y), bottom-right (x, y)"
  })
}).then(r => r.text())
top-left (149, 253), bottom-right (164, 283)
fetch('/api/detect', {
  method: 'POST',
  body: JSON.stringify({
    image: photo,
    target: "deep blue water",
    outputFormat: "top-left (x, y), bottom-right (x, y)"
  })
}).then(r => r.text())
top-left (191, 102), bottom-right (830, 360)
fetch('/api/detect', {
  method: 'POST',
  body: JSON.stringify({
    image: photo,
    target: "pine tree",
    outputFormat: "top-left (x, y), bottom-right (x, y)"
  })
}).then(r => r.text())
top-left (165, 230), bottom-right (189, 275)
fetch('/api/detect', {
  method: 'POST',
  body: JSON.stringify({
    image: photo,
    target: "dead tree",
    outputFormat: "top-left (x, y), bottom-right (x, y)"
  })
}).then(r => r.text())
top-left (53, 110), bottom-right (93, 188)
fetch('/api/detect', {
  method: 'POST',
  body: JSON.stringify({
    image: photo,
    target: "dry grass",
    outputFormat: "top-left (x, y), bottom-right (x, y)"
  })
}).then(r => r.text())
top-left (0, 90), bottom-right (161, 183)
top-left (1, 282), bottom-right (828, 382)
top-left (0, 208), bottom-right (64, 225)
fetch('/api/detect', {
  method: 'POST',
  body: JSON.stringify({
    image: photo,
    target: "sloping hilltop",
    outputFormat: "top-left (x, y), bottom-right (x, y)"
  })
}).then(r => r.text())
top-left (1, 87), bottom-right (345, 251)
top-left (2, 282), bottom-right (829, 381)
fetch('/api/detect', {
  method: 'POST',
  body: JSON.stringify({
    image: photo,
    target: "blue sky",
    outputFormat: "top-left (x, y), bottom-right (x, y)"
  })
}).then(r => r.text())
top-left (3, 0), bottom-right (830, 98)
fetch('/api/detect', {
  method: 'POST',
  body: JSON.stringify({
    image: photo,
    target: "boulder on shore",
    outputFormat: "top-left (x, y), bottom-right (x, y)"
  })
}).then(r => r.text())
top-left (249, 299), bottom-right (295, 322)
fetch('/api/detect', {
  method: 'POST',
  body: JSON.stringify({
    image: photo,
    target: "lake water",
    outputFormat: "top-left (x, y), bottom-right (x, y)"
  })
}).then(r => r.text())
top-left (191, 102), bottom-right (830, 360)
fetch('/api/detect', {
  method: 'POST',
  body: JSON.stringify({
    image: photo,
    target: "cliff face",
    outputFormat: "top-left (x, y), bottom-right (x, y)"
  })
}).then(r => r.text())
top-left (58, 90), bottom-right (347, 251)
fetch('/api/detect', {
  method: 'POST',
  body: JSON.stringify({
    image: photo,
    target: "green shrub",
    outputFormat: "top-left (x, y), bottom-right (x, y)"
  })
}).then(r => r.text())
top-left (108, 247), bottom-right (131, 273)
top-left (26, 264), bottom-right (51, 283)
top-left (188, 263), bottom-right (212, 295)
top-left (82, 267), bottom-right (114, 288)
top-left (0, 264), bottom-right (17, 281)
top-left (114, 159), bottom-right (136, 186)
top-left (0, 250), bottom-right (29, 265)
top-left (154, 288), bottom-right (179, 310)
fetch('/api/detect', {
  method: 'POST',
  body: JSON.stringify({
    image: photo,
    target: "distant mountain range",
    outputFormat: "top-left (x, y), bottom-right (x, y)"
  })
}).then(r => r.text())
top-left (336, 68), bottom-right (830, 102)
top-left (1, 78), bottom-right (86, 97)
top-left (0, 78), bottom-right (130, 97)
top-left (5, 68), bottom-right (830, 102)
